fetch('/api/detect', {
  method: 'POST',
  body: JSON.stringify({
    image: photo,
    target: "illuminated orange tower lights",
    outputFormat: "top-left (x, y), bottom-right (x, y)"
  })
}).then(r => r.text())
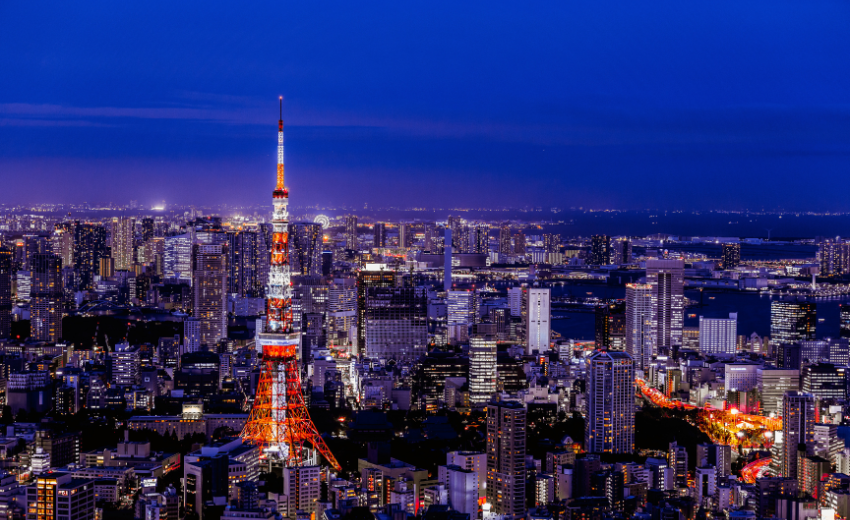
top-left (240, 99), bottom-right (341, 472)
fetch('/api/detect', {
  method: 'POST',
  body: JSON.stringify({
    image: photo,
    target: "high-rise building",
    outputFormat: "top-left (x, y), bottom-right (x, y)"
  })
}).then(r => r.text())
top-left (595, 301), bottom-right (626, 351)
top-left (585, 351), bottom-right (635, 454)
top-left (448, 290), bottom-right (476, 327)
top-left (289, 222), bottom-right (323, 277)
top-left (448, 216), bottom-right (468, 253)
top-left (27, 473), bottom-right (95, 520)
top-left (356, 270), bottom-right (397, 356)
top-left (625, 283), bottom-right (654, 371)
top-left (498, 224), bottom-right (511, 256)
top-left (52, 223), bottom-right (75, 268)
top-left (523, 287), bottom-right (551, 354)
top-left (722, 243), bottom-right (741, 270)
top-left (141, 217), bottom-right (155, 241)
top-left (840, 304), bottom-right (850, 339)
top-left (364, 286), bottom-right (427, 362)
top-left (73, 223), bottom-right (107, 290)
top-left (112, 342), bottom-right (141, 387)
top-left (469, 334), bottom-right (497, 408)
top-left (281, 465), bottom-right (320, 519)
top-left (782, 391), bottom-right (815, 480)
top-left (611, 238), bottom-right (631, 265)
top-left (226, 230), bottom-right (266, 298)
top-left (0, 248), bottom-right (12, 338)
top-left (669, 442), bottom-right (688, 488)
top-left (30, 253), bottom-right (63, 343)
top-left (817, 239), bottom-right (850, 276)
top-left (802, 363), bottom-right (847, 401)
top-left (164, 234), bottom-right (193, 283)
top-left (513, 232), bottom-right (526, 255)
top-left (423, 223), bottom-right (440, 253)
top-left (757, 367), bottom-right (800, 417)
top-left (192, 244), bottom-right (228, 348)
top-left (398, 223), bottom-right (412, 248)
top-left (646, 259), bottom-right (685, 354)
top-left (698, 313), bottom-right (738, 356)
top-left (344, 216), bottom-right (358, 250)
top-left (590, 235), bottom-right (611, 266)
top-left (110, 217), bottom-right (135, 271)
top-left (470, 224), bottom-right (489, 254)
top-left (542, 234), bottom-right (560, 264)
top-left (373, 223), bottom-right (387, 248)
top-left (696, 443), bottom-right (732, 479)
top-left (486, 400), bottom-right (526, 517)
top-left (771, 301), bottom-right (817, 345)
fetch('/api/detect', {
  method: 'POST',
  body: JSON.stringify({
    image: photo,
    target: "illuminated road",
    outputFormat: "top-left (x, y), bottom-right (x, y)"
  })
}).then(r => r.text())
top-left (740, 456), bottom-right (772, 483)
top-left (636, 378), bottom-right (781, 449)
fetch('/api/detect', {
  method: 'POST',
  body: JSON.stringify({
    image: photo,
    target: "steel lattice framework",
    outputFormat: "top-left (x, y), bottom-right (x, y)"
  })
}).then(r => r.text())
top-left (240, 99), bottom-right (340, 471)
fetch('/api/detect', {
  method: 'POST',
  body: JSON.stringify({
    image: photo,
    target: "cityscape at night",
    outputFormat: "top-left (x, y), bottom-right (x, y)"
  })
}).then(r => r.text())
top-left (2, 2), bottom-right (850, 520)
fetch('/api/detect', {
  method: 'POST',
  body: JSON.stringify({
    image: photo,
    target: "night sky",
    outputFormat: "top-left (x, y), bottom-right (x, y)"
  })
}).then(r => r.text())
top-left (1, 1), bottom-right (848, 209)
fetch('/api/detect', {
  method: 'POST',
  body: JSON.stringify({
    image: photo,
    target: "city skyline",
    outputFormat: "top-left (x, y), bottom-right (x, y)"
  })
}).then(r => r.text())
top-left (2, 1), bottom-right (850, 209)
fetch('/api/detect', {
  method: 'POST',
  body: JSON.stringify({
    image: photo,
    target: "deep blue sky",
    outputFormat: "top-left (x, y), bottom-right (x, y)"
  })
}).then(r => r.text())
top-left (1, 1), bottom-right (849, 209)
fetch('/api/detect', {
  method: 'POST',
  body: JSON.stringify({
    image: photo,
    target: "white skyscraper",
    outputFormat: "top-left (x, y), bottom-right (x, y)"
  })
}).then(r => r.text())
top-left (646, 258), bottom-right (685, 354)
top-left (585, 350), bottom-right (635, 454)
top-left (625, 283), bottom-right (654, 371)
top-left (469, 335), bottom-right (497, 407)
top-left (699, 313), bottom-right (738, 355)
top-left (524, 287), bottom-right (551, 354)
top-left (507, 287), bottom-right (523, 317)
top-left (448, 290), bottom-right (475, 326)
top-left (111, 217), bottom-right (135, 271)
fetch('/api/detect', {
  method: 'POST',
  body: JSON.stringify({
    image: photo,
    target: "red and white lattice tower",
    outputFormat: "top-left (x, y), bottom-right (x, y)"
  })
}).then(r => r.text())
top-left (240, 98), bottom-right (340, 471)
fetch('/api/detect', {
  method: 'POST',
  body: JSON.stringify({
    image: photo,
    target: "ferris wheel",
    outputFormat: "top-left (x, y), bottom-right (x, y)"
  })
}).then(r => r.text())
top-left (313, 214), bottom-right (330, 229)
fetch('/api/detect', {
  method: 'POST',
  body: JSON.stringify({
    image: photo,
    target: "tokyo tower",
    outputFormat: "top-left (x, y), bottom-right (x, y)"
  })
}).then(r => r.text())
top-left (240, 98), bottom-right (341, 471)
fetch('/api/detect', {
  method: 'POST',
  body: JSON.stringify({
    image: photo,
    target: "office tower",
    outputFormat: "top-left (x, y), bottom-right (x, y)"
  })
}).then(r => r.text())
top-left (289, 222), bottom-right (323, 276)
top-left (817, 239), bottom-right (850, 276)
top-left (321, 251), bottom-right (333, 276)
top-left (507, 287), bottom-right (523, 317)
top-left (469, 334), bottom-right (497, 408)
top-left (448, 290), bottom-right (476, 327)
top-left (0, 249), bottom-right (11, 338)
top-left (542, 233), bottom-right (560, 264)
top-left (722, 243), bottom-right (741, 270)
top-left (625, 283), bottom-right (654, 371)
top-left (590, 235), bottom-right (611, 266)
top-left (698, 313), bottom-right (738, 355)
top-left (281, 466), bottom-right (320, 519)
top-left (523, 287), bottom-right (551, 354)
top-left (776, 343), bottom-right (803, 370)
top-left (344, 215), bottom-right (358, 250)
top-left (364, 286), bottom-right (427, 361)
top-left (782, 391), bottom-right (815, 480)
top-left (812, 423), bottom-right (842, 464)
top-left (52, 223), bottom-right (75, 267)
top-left (447, 451), bottom-right (487, 498)
top-left (374, 223), bottom-right (387, 248)
top-left (110, 216), bottom-right (135, 271)
top-left (470, 224), bottom-right (489, 254)
top-left (585, 351), bottom-right (635, 454)
top-left (241, 101), bottom-right (339, 471)
top-left (840, 304), bottom-right (850, 339)
top-left (758, 367), bottom-right (800, 417)
top-left (98, 256), bottom-right (114, 278)
top-left (499, 224), bottom-right (511, 255)
top-left (112, 343), bottom-right (141, 386)
top-left (164, 234), bottom-right (193, 283)
top-left (226, 230), bottom-right (266, 298)
top-left (771, 301), bottom-right (817, 345)
top-left (356, 270), bottom-right (396, 356)
top-left (595, 301), bottom-right (626, 351)
top-left (486, 400), bottom-right (526, 517)
top-left (669, 442), bottom-right (688, 488)
top-left (73, 223), bottom-right (107, 290)
top-left (184, 450), bottom-right (229, 519)
top-left (27, 473), bottom-right (95, 520)
top-left (192, 244), bottom-right (228, 348)
top-left (802, 363), bottom-right (847, 401)
top-left (646, 258), bottom-right (685, 354)
top-left (444, 228), bottom-right (452, 291)
top-left (141, 217), bottom-right (155, 241)
top-left (184, 317), bottom-right (201, 354)
top-left (612, 238), bottom-right (631, 265)
top-left (30, 253), bottom-right (63, 343)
